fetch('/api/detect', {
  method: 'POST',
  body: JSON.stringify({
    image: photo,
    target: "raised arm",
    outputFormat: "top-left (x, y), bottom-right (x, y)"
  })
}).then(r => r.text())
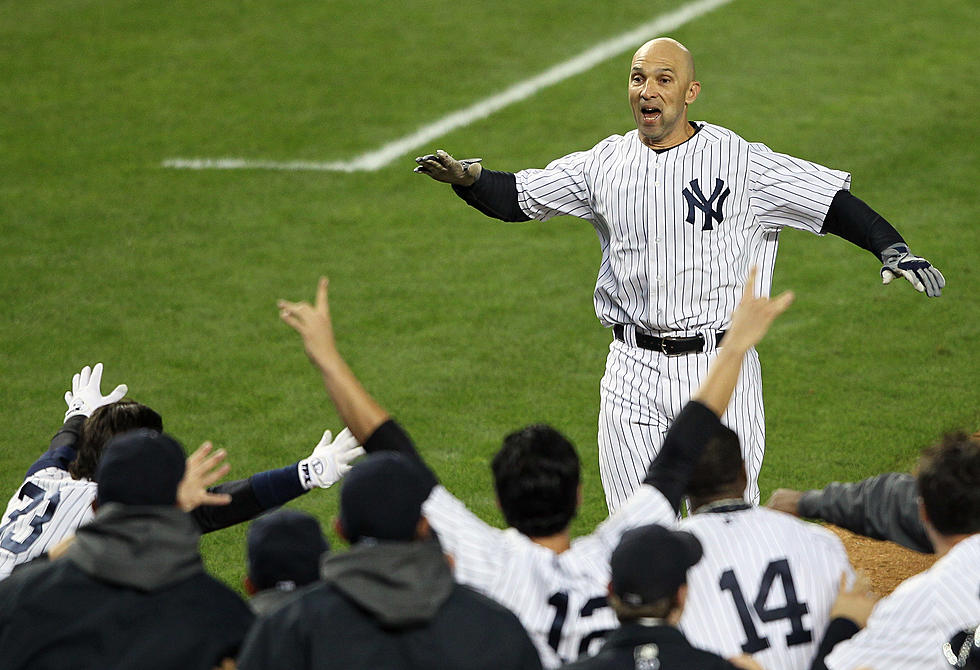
top-left (644, 267), bottom-right (794, 510)
top-left (26, 363), bottom-right (129, 478)
top-left (279, 277), bottom-right (390, 444)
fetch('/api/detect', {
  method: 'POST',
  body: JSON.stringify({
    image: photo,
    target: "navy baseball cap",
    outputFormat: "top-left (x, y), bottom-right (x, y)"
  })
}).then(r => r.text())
top-left (247, 509), bottom-right (329, 591)
top-left (610, 524), bottom-right (703, 605)
top-left (95, 429), bottom-right (186, 506)
top-left (339, 452), bottom-right (435, 543)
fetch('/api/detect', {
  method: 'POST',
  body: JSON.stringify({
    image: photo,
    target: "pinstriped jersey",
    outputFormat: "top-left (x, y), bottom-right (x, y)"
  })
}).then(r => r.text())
top-left (0, 467), bottom-right (96, 580)
top-left (826, 533), bottom-right (980, 670)
top-left (677, 504), bottom-right (852, 670)
top-left (422, 483), bottom-right (676, 668)
top-left (514, 123), bottom-right (851, 334)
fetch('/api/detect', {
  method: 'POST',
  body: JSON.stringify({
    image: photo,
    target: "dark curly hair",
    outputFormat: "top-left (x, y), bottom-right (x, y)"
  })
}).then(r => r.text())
top-left (491, 424), bottom-right (580, 537)
top-left (69, 401), bottom-right (163, 481)
top-left (917, 432), bottom-right (980, 536)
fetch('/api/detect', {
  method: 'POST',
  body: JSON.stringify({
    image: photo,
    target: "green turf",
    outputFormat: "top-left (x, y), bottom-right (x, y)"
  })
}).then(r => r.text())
top-left (2, 0), bottom-right (977, 591)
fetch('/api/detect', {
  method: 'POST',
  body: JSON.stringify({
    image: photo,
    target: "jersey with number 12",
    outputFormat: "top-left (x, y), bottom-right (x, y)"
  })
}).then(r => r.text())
top-left (423, 484), bottom-right (676, 668)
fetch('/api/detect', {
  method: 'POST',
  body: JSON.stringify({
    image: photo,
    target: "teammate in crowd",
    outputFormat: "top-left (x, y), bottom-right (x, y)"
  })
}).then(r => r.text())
top-left (561, 524), bottom-right (764, 670)
top-left (244, 508), bottom-right (330, 616)
top-left (767, 473), bottom-right (932, 554)
top-left (0, 429), bottom-right (254, 669)
top-left (0, 363), bottom-right (364, 579)
top-left (822, 432), bottom-right (980, 669)
top-left (276, 267), bottom-right (793, 667)
top-left (414, 37), bottom-right (944, 510)
top-left (676, 425), bottom-right (855, 669)
top-left (238, 451), bottom-right (543, 670)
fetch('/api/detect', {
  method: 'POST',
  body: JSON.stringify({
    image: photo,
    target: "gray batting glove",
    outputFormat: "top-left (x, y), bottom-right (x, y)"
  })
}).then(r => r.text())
top-left (63, 363), bottom-right (128, 420)
top-left (880, 243), bottom-right (945, 297)
top-left (413, 149), bottom-right (482, 186)
top-left (297, 427), bottom-right (366, 490)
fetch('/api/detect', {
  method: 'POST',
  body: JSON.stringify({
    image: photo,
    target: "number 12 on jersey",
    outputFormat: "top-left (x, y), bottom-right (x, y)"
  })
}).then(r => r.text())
top-left (719, 558), bottom-right (813, 653)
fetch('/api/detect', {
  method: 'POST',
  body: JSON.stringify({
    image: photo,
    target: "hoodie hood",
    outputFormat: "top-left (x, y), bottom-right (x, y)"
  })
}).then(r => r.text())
top-left (319, 537), bottom-right (454, 628)
top-left (65, 503), bottom-right (203, 591)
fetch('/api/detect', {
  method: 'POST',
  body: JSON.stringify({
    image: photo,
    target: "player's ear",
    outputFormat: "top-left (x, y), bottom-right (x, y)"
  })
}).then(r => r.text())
top-left (243, 575), bottom-right (257, 596)
top-left (332, 516), bottom-right (349, 543)
top-left (415, 516), bottom-right (432, 541)
top-left (685, 80), bottom-right (701, 105)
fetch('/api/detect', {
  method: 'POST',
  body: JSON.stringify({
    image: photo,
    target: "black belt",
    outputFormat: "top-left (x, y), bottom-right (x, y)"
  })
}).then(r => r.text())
top-left (613, 325), bottom-right (726, 356)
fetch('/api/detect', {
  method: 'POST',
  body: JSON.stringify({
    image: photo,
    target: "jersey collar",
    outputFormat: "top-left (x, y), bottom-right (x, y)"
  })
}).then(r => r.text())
top-left (693, 498), bottom-right (751, 515)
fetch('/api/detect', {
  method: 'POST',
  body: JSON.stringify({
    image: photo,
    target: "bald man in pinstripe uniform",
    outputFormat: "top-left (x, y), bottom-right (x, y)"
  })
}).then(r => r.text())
top-left (416, 38), bottom-right (944, 510)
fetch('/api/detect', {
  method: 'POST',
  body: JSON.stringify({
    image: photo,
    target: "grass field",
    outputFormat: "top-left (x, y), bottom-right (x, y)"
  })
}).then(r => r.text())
top-left (1, 0), bottom-right (977, 592)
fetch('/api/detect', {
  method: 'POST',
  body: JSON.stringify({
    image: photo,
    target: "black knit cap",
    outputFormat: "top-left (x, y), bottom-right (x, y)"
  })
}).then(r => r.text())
top-left (610, 524), bottom-right (703, 605)
top-left (247, 509), bottom-right (329, 591)
top-left (95, 429), bottom-right (186, 506)
top-left (339, 452), bottom-right (433, 543)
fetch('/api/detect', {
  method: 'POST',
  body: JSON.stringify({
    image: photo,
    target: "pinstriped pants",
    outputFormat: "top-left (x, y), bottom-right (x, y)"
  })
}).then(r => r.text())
top-left (597, 338), bottom-right (765, 512)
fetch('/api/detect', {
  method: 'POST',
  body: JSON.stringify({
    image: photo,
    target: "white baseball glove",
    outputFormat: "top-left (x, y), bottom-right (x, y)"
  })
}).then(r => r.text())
top-left (298, 427), bottom-right (365, 489)
top-left (64, 363), bottom-right (128, 420)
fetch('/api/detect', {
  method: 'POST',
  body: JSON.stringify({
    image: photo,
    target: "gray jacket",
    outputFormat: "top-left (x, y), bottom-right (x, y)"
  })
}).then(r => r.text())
top-left (798, 472), bottom-right (932, 553)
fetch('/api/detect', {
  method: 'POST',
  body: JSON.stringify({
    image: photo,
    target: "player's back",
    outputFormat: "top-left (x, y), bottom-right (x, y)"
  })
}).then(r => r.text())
top-left (0, 467), bottom-right (96, 580)
top-left (678, 503), bottom-right (851, 670)
top-left (423, 484), bottom-right (675, 668)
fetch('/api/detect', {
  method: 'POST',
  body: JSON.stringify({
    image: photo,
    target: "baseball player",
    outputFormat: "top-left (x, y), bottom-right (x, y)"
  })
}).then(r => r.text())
top-left (0, 363), bottom-right (364, 580)
top-left (277, 268), bottom-right (793, 667)
top-left (414, 37), bottom-right (944, 510)
top-left (823, 431), bottom-right (980, 670)
top-left (676, 423), bottom-right (854, 670)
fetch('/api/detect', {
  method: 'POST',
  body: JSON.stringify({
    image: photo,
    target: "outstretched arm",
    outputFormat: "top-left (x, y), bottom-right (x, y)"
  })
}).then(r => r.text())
top-left (644, 268), bottom-right (794, 510)
top-left (413, 150), bottom-right (529, 222)
top-left (185, 429), bottom-right (364, 534)
top-left (821, 191), bottom-right (944, 297)
top-left (766, 473), bottom-right (932, 553)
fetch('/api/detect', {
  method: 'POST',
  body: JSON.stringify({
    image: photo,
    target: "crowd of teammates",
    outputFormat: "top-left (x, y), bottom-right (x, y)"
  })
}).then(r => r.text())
top-left (0, 271), bottom-right (975, 670)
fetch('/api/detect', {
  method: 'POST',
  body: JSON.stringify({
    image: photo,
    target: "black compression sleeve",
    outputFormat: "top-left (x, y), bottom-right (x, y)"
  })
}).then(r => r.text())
top-left (809, 617), bottom-right (861, 670)
top-left (364, 419), bottom-right (439, 489)
top-left (821, 190), bottom-right (905, 260)
top-left (451, 170), bottom-right (530, 222)
top-left (191, 478), bottom-right (265, 533)
top-left (643, 401), bottom-right (721, 513)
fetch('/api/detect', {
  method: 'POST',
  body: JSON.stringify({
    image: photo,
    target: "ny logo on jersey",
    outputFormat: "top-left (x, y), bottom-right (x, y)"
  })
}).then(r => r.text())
top-left (682, 178), bottom-right (731, 231)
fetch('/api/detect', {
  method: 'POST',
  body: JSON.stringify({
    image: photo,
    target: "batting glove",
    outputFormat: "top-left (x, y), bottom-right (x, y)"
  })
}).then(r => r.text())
top-left (880, 243), bottom-right (945, 297)
top-left (298, 427), bottom-right (365, 490)
top-left (64, 363), bottom-right (128, 420)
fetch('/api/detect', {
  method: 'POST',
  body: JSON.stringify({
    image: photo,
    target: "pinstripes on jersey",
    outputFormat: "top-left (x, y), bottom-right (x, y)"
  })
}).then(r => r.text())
top-left (826, 533), bottom-right (980, 670)
top-left (678, 506), bottom-right (852, 670)
top-left (422, 484), bottom-right (676, 668)
top-left (515, 123), bottom-right (849, 510)
top-left (0, 468), bottom-right (96, 580)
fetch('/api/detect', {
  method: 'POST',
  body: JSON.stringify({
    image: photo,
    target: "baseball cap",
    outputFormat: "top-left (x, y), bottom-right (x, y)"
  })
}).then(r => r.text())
top-left (247, 509), bottom-right (329, 591)
top-left (610, 524), bottom-right (703, 606)
top-left (95, 429), bottom-right (186, 506)
top-left (339, 452), bottom-right (434, 543)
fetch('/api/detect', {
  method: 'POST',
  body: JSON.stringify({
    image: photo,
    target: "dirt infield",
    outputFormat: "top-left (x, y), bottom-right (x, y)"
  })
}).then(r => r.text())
top-left (829, 525), bottom-right (936, 596)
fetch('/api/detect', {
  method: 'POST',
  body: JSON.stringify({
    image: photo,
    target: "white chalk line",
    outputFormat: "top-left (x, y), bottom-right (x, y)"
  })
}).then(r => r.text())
top-left (162, 0), bottom-right (734, 173)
